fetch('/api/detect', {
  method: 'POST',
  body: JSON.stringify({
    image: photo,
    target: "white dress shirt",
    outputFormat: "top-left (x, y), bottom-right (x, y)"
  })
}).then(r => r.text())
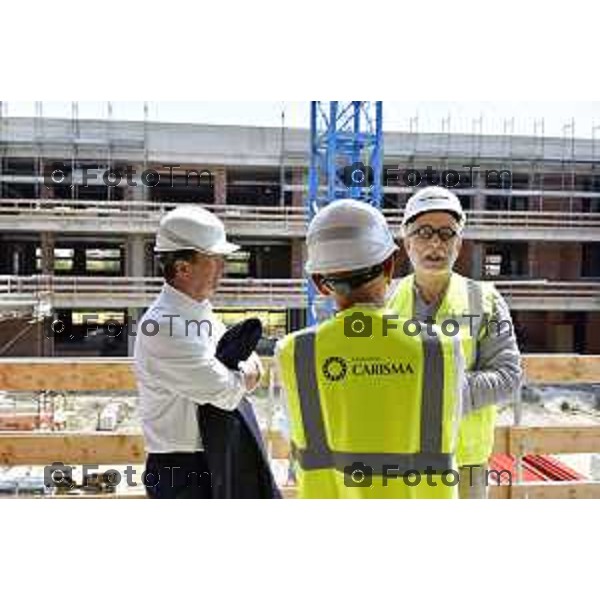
top-left (133, 283), bottom-right (246, 453)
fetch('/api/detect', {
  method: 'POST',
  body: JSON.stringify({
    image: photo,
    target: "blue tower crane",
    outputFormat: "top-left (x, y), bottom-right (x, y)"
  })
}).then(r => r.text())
top-left (305, 101), bottom-right (384, 325)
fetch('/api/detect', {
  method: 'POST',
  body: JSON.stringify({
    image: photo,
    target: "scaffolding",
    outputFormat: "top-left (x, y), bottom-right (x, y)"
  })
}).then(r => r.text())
top-left (562, 118), bottom-right (576, 213)
top-left (0, 101), bottom-right (4, 201)
top-left (532, 118), bottom-right (546, 211)
top-left (440, 113), bottom-right (451, 178)
top-left (592, 124), bottom-right (600, 212)
top-left (503, 117), bottom-right (515, 211)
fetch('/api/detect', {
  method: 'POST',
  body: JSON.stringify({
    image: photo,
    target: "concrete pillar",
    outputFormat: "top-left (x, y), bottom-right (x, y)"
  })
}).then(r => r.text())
top-left (465, 150), bottom-right (482, 267)
top-left (12, 244), bottom-right (23, 275)
top-left (22, 243), bottom-right (37, 275)
top-left (126, 234), bottom-right (147, 356)
top-left (470, 242), bottom-right (484, 279)
top-left (290, 169), bottom-right (306, 277)
top-left (585, 313), bottom-right (600, 354)
top-left (290, 168), bottom-right (307, 322)
top-left (560, 244), bottom-right (582, 279)
top-left (528, 168), bottom-right (541, 211)
top-left (472, 189), bottom-right (485, 212)
top-left (41, 320), bottom-right (55, 357)
top-left (547, 311), bottom-right (574, 353)
top-left (144, 240), bottom-right (156, 276)
top-left (127, 307), bottom-right (144, 357)
top-left (527, 243), bottom-right (537, 278)
top-left (291, 240), bottom-right (305, 278)
top-left (126, 234), bottom-right (146, 277)
top-left (72, 246), bottom-right (87, 275)
top-left (0, 237), bottom-right (9, 272)
top-left (125, 165), bottom-right (147, 203)
top-left (214, 167), bottom-right (227, 205)
top-left (40, 232), bottom-right (55, 275)
top-left (291, 168), bottom-right (304, 208)
top-left (40, 160), bottom-right (55, 200)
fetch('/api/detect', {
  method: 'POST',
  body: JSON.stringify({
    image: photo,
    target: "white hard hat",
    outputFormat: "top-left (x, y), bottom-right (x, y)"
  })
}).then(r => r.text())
top-left (155, 205), bottom-right (239, 255)
top-left (402, 186), bottom-right (466, 226)
top-left (305, 199), bottom-right (398, 275)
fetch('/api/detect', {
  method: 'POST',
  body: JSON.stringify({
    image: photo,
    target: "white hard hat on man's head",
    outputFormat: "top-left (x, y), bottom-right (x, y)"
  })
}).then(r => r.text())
top-left (305, 199), bottom-right (399, 275)
top-left (402, 186), bottom-right (466, 227)
top-left (155, 205), bottom-right (239, 255)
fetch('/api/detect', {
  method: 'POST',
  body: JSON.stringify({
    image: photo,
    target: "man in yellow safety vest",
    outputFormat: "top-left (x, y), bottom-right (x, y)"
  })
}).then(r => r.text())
top-left (387, 186), bottom-right (523, 499)
top-left (276, 199), bottom-right (466, 499)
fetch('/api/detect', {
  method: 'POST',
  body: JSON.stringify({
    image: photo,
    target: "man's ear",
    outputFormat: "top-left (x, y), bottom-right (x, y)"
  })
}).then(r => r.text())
top-left (311, 274), bottom-right (333, 296)
top-left (455, 236), bottom-right (463, 256)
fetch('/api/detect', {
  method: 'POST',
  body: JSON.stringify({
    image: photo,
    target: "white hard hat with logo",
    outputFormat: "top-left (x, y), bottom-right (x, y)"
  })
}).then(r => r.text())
top-left (402, 186), bottom-right (466, 227)
top-left (155, 205), bottom-right (239, 255)
top-left (305, 199), bottom-right (398, 275)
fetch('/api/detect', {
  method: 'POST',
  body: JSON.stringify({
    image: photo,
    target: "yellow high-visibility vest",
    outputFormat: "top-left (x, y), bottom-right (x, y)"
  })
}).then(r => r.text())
top-left (276, 306), bottom-right (463, 499)
top-left (387, 273), bottom-right (497, 466)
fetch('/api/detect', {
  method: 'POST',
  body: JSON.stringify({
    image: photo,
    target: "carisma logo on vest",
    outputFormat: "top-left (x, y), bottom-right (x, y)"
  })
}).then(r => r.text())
top-left (352, 360), bottom-right (414, 376)
top-left (322, 357), bottom-right (348, 382)
top-left (322, 356), bottom-right (414, 382)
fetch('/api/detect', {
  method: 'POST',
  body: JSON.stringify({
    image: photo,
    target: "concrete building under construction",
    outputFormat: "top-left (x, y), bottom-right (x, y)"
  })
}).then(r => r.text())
top-left (1, 111), bottom-right (599, 357)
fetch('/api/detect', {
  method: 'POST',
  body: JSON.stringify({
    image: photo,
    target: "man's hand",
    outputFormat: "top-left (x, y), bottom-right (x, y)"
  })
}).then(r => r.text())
top-left (239, 353), bottom-right (263, 392)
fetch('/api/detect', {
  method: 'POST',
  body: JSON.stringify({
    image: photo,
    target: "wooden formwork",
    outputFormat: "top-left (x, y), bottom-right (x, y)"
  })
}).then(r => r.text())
top-left (0, 355), bottom-right (599, 499)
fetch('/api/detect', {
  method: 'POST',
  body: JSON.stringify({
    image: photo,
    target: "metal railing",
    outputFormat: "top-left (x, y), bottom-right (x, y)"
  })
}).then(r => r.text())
top-left (0, 275), bottom-right (306, 308)
top-left (0, 275), bottom-right (598, 310)
top-left (1, 198), bottom-right (600, 235)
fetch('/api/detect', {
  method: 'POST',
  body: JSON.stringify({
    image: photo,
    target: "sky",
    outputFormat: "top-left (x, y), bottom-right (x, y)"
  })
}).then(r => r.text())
top-left (3, 101), bottom-right (600, 139)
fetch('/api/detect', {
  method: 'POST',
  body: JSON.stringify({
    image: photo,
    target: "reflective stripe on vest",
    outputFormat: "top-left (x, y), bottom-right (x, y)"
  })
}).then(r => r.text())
top-left (405, 275), bottom-right (486, 367)
top-left (291, 329), bottom-right (453, 475)
top-left (465, 278), bottom-right (484, 364)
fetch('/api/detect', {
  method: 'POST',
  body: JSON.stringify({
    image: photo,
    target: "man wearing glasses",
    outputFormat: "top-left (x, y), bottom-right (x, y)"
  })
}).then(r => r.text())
top-left (387, 186), bottom-right (523, 499)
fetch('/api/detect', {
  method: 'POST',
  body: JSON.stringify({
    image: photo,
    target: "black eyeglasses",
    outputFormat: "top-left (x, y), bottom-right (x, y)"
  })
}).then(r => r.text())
top-left (408, 225), bottom-right (458, 242)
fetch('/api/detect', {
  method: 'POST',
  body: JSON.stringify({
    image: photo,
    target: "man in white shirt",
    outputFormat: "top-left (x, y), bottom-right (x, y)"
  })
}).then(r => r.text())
top-left (134, 206), bottom-right (262, 498)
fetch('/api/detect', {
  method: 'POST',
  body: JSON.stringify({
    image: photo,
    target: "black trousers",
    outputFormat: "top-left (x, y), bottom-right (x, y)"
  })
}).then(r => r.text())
top-left (145, 452), bottom-right (212, 499)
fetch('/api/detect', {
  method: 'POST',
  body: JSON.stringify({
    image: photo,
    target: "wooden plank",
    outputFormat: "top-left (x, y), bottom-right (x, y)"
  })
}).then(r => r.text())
top-left (494, 425), bottom-right (600, 455)
top-left (522, 354), bottom-right (600, 384)
top-left (0, 433), bottom-right (145, 466)
top-left (508, 481), bottom-right (600, 499)
top-left (0, 354), bottom-right (598, 391)
top-left (19, 487), bottom-right (300, 499)
top-left (280, 485), bottom-right (598, 500)
top-left (508, 426), bottom-right (600, 455)
top-left (2, 426), bottom-right (600, 467)
top-left (488, 485), bottom-right (511, 500)
top-left (492, 426), bottom-right (510, 455)
top-left (13, 494), bottom-right (147, 500)
top-left (15, 484), bottom-right (600, 499)
top-left (0, 360), bottom-right (136, 391)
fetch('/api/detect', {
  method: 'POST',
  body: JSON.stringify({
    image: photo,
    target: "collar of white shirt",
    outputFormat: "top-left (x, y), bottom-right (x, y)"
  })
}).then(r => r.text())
top-left (159, 282), bottom-right (212, 320)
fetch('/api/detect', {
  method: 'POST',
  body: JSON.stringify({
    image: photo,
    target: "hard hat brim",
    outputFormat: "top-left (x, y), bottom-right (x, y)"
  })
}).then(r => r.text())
top-left (208, 240), bottom-right (240, 256)
top-left (305, 243), bottom-right (398, 275)
top-left (402, 206), bottom-right (465, 226)
top-left (154, 240), bottom-right (240, 255)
